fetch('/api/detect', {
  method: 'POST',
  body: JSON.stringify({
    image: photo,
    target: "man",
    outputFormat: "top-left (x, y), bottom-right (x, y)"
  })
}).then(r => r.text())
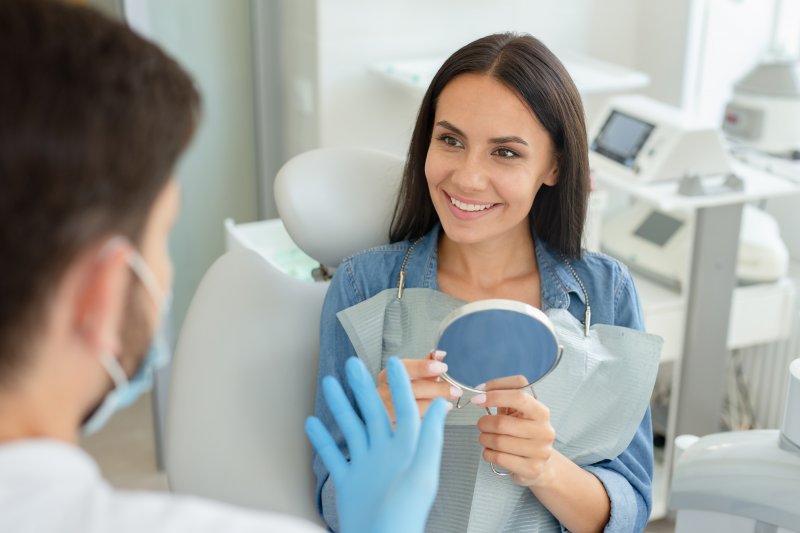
top-left (0, 1), bottom-right (447, 532)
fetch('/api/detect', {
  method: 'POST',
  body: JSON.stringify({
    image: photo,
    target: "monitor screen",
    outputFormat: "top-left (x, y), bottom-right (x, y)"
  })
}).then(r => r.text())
top-left (634, 211), bottom-right (683, 247)
top-left (591, 110), bottom-right (655, 169)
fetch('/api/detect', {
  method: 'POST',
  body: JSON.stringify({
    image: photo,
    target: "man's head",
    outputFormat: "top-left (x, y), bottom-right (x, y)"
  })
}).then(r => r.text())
top-left (0, 0), bottom-right (199, 438)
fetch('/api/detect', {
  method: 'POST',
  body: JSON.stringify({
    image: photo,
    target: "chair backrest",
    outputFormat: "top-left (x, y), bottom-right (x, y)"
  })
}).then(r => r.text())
top-left (274, 146), bottom-right (404, 267)
top-left (166, 147), bottom-right (404, 523)
top-left (166, 248), bottom-right (329, 522)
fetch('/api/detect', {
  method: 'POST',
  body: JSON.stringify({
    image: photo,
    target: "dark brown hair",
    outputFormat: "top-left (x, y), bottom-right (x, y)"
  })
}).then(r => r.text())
top-left (389, 32), bottom-right (589, 257)
top-left (0, 0), bottom-right (200, 381)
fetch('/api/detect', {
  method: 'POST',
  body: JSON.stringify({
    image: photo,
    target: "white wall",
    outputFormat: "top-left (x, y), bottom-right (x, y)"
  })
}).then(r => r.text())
top-left (252, 0), bottom-right (284, 219)
top-left (277, 0), bottom-right (320, 158)
top-left (280, 0), bottom-right (643, 158)
top-left (133, 0), bottom-right (261, 336)
top-left (635, 0), bottom-right (701, 109)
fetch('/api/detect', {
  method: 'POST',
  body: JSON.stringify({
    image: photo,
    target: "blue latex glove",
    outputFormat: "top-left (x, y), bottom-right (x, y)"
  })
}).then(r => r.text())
top-left (306, 356), bottom-right (449, 533)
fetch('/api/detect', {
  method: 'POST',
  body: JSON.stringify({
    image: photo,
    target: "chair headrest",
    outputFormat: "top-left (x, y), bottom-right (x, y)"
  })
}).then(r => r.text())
top-left (274, 147), bottom-right (405, 267)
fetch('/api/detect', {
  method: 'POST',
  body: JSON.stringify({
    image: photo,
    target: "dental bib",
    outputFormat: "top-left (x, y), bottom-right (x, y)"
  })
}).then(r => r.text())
top-left (337, 288), bottom-right (662, 532)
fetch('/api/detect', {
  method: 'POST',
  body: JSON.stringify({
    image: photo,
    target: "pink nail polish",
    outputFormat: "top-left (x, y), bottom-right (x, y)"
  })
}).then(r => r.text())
top-left (429, 361), bottom-right (448, 374)
top-left (433, 350), bottom-right (447, 361)
top-left (450, 386), bottom-right (463, 398)
top-left (470, 393), bottom-right (487, 405)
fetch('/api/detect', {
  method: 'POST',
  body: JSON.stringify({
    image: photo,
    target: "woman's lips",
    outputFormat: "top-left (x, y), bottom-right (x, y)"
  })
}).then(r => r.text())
top-left (444, 191), bottom-right (499, 220)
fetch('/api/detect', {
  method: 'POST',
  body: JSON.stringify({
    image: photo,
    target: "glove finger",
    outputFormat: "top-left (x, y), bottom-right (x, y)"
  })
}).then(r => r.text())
top-left (322, 375), bottom-right (367, 460)
top-left (411, 397), bottom-right (448, 477)
top-left (346, 357), bottom-right (392, 444)
top-left (387, 356), bottom-right (420, 445)
top-left (305, 416), bottom-right (348, 482)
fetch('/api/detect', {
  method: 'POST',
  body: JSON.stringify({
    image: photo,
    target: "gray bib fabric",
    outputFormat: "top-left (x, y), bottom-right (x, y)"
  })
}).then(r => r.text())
top-left (337, 288), bottom-right (662, 532)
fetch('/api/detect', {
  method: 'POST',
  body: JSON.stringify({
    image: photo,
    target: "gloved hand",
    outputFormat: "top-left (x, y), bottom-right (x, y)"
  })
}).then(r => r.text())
top-left (306, 356), bottom-right (449, 533)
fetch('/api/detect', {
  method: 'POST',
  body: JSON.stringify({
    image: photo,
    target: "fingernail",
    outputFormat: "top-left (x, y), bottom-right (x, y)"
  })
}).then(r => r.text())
top-left (429, 361), bottom-right (448, 374)
top-left (433, 350), bottom-right (447, 361)
top-left (475, 383), bottom-right (486, 391)
top-left (470, 393), bottom-right (487, 405)
top-left (450, 386), bottom-right (463, 398)
top-left (446, 402), bottom-right (454, 412)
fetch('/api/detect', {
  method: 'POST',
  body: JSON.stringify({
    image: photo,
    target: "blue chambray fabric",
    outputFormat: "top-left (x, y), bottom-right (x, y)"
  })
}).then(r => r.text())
top-left (312, 224), bottom-right (658, 533)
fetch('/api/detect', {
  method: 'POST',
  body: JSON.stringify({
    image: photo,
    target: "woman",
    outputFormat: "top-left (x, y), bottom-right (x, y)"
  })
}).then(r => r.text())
top-left (313, 33), bottom-right (660, 533)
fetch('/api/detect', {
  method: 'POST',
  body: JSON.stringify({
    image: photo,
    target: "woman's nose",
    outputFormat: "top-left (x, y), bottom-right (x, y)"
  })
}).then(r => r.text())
top-left (450, 152), bottom-right (488, 192)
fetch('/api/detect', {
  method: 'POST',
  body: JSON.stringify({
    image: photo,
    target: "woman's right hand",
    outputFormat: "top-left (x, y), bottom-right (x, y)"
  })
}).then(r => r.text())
top-left (376, 351), bottom-right (461, 422)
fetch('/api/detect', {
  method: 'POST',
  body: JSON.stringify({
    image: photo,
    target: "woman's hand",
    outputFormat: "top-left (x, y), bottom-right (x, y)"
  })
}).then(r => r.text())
top-left (471, 375), bottom-right (556, 487)
top-left (376, 351), bottom-right (461, 423)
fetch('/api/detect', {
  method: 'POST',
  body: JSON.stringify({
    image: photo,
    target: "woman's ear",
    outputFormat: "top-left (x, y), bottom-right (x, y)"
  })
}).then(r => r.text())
top-left (543, 155), bottom-right (560, 187)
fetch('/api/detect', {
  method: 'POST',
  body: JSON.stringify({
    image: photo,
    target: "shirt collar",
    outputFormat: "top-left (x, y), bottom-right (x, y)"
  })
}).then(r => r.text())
top-left (533, 234), bottom-right (586, 310)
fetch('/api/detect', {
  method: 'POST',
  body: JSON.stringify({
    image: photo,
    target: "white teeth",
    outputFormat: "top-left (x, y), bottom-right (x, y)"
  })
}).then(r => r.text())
top-left (450, 196), bottom-right (494, 212)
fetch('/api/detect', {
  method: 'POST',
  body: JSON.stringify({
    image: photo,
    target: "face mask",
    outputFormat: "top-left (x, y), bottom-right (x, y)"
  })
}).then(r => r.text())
top-left (81, 243), bottom-right (172, 435)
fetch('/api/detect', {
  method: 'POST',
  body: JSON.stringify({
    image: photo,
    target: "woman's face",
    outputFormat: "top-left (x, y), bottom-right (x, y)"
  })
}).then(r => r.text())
top-left (425, 73), bottom-right (558, 247)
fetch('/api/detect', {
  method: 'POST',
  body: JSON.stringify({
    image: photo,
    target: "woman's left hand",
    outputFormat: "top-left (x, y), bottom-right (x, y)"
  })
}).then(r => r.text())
top-left (471, 376), bottom-right (555, 487)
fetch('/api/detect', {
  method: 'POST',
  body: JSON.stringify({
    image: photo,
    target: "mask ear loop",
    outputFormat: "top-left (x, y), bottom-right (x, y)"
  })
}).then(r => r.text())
top-left (127, 252), bottom-right (165, 305)
top-left (97, 236), bottom-right (131, 259)
top-left (99, 352), bottom-right (129, 389)
top-left (97, 235), bottom-right (165, 306)
top-left (88, 237), bottom-right (137, 384)
top-left (96, 236), bottom-right (168, 375)
top-left (99, 235), bottom-right (168, 335)
top-left (96, 235), bottom-right (166, 314)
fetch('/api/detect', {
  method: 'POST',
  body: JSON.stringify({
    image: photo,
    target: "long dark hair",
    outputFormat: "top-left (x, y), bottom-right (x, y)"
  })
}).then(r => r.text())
top-left (389, 32), bottom-right (588, 258)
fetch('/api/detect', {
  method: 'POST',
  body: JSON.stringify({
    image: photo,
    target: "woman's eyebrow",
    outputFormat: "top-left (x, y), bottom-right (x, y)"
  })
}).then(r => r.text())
top-left (436, 120), bottom-right (466, 137)
top-left (489, 135), bottom-right (528, 146)
top-left (435, 120), bottom-right (528, 146)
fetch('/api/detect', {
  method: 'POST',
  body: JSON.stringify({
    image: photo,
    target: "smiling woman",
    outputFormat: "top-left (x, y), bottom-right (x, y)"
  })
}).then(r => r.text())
top-left (391, 33), bottom-right (589, 260)
top-left (425, 74), bottom-right (559, 293)
top-left (312, 32), bottom-right (659, 533)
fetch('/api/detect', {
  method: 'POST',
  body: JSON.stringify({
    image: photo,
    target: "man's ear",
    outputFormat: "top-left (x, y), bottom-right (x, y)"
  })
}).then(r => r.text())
top-left (71, 240), bottom-right (132, 358)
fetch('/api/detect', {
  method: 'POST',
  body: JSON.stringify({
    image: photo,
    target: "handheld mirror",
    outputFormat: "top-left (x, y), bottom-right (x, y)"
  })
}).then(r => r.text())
top-left (436, 299), bottom-right (562, 393)
top-left (434, 299), bottom-right (563, 476)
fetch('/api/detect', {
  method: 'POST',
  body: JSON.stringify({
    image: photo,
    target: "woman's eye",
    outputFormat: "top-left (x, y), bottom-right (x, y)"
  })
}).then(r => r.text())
top-left (437, 134), bottom-right (463, 148)
top-left (493, 147), bottom-right (519, 159)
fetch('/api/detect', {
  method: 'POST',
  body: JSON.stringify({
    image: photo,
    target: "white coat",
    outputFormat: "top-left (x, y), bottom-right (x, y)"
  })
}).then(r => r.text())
top-left (0, 439), bottom-right (323, 533)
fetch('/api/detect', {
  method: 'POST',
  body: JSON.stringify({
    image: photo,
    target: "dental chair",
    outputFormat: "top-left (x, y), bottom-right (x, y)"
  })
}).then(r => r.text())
top-left (670, 358), bottom-right (800, 533)
top-left (164, 147), bottom-right (404, 523)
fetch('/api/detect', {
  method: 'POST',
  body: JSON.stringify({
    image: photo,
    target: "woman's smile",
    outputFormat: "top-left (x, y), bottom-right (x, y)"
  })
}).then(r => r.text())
top-left (444, 191), bottom-right (500, 220)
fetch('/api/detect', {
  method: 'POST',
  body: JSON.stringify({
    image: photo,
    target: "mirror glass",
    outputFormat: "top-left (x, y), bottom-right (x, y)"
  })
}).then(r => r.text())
top-left (435, 299), bottom-right (561, 392)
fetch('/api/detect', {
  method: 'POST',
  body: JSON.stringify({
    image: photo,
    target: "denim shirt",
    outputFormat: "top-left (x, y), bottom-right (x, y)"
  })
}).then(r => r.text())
top-left (313, 224), bottom-right (654, 533)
